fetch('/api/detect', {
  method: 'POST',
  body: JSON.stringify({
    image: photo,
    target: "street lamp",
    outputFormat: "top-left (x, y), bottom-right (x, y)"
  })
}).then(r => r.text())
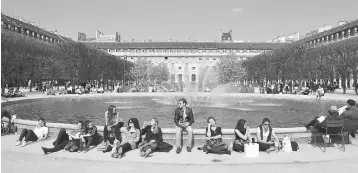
top-left (123, 55), bottom-right (126, 86)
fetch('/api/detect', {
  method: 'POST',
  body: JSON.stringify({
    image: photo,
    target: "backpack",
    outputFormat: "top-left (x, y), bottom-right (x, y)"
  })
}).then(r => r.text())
top-left (291, 141), bottom-right (299, 151)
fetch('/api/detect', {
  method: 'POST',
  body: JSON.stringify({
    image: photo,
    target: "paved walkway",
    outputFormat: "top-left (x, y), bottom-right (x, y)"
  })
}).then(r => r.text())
top-left (2, 134), bottom-right (358, 173)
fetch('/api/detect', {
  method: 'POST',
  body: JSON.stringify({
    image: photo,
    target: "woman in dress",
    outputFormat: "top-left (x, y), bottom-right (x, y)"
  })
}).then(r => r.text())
top-left (16, 118), bottom-right (49, 147)
top-left (111, 118), bottom-right (141, 158)
top-left (204, 116), bottom-right (231, 155)
top-left (233, 119), bottom-right (252, 152)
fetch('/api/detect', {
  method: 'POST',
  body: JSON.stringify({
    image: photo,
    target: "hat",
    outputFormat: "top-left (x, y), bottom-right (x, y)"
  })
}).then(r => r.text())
top-left (328, 106), bottom-right (338, 112)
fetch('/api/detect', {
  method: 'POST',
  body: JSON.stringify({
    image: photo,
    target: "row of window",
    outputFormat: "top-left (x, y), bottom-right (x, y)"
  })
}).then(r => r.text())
top-left (171, 74), bottom-right (196, 82)
top-left (2, 22), bottom-right (60, 43)
top-left (307, 27), bottom-right (358, 46)
top-left (106, 49), bottom-right (267, 53)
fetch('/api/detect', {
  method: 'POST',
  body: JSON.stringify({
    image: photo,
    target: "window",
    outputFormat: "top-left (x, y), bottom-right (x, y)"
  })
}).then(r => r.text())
top-left (165, 57), bottom-right (168, 60)
top-left (213, 58), bottom-right (216, 60)
top-left (191, 74), bottom-right (196, 82)
top-left (171, 74), bottom-right (175, 82)
top-left (179, 67), bottom-right (182, 70)
top-left (199, 58), bottom-right (202, 60)
top-left (206, 58), bottom-right (209, 60)
top-left (178, 74), bottom-right (183, 82)
top-left (192, 67), bottom-right (196, 70)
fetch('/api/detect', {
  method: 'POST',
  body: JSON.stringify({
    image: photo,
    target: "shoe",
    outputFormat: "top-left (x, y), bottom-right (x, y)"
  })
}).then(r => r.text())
top-left (83, 147), bottom-right (90, 153)
top-left (351, 133), bottom-right (355, 138)
top-left (102, 146), bottom-right (113, 153)
top-left (143, 149), bottom-right (151, 158)
top-left (186, 146), bottom-right (192, 152)
top-left (222, 150), bottom-right (231, 155)
top-left (176, 147), bottom-right (182, 154)
top-left (20, 141), bottom-right (27, 147)
top-left (15, 140), bottom-right (22, 146)
top-left (42, 147), bottom-right (48, 155)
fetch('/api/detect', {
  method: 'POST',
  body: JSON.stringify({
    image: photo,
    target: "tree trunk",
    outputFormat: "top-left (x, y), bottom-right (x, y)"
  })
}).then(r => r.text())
top-left (353, 72), bottom-right (357, 95)
top-left (341, 76), bottom-right (347, 94)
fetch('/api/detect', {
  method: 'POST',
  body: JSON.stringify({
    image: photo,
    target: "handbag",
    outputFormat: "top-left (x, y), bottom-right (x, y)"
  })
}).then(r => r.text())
top-left (291, 141), bottom-right (299, 151)
top-left (282, 136), bottom-right (292, 153)
top-left (244, 143), bottom-right (259, 157)
top-left (64, 140), bottom-right (76, 151)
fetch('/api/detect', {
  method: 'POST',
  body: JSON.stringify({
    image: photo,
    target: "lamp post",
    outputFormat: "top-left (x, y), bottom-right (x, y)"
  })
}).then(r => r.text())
top-left (123, 55), bottom-right (126, 86)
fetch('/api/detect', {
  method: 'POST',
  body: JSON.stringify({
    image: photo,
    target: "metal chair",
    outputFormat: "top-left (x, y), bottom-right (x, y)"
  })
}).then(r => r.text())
top-left (314, 119), bottom-right (345, 152)
top-left (342, 119), bottom-right (358, 147)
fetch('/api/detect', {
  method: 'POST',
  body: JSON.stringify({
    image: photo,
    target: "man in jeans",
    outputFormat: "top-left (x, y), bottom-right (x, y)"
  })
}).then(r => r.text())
top-left (174, 98), bottom-right (194, 154)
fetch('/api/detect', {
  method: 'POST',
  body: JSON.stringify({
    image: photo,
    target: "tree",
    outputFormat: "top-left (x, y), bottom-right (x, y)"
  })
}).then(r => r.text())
top-left (149, 63), bottom-right (169, 84)
top-left (129, 59), bottom-right (154, 86)
top-left (216, 55), bottom-right (247, 84)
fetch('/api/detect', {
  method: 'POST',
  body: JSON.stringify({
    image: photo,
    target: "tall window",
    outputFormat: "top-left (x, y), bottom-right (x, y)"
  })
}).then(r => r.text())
top-left (171, 74), bottom-right (175, 82)
top-left (178, 74), bottom-right (183, 82)
top-left (191, 74), bottom-right (196, 82)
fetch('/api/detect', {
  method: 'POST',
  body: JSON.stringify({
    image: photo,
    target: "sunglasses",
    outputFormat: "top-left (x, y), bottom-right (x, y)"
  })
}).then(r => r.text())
top-left (264, 123), bottom-right (270, 126)
top-left (129, 121), bottom-right (133, 124)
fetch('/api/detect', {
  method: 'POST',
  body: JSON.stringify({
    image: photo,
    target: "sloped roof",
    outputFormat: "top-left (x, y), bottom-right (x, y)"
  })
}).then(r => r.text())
top-left (297, 19), bottom-right (358, 44)
top-left (1, 13), bottom-right (73, 42)
top-left (83, 42), bottom-right (287, 50)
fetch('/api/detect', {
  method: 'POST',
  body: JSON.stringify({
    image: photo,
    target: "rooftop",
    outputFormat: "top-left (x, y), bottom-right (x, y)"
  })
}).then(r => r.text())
top-left (1, 13), bottom-right (73, 43)
top-left (83, 42), bottom-right (287, 50)
top-left (297, 19), bottom-right (358, 44)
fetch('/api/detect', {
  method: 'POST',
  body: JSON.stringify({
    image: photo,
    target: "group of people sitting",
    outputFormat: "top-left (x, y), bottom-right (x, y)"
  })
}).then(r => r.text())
top-left (12, 98), bottom-right (292, 159)
top-left (305, 99), bottom-right (358, 138)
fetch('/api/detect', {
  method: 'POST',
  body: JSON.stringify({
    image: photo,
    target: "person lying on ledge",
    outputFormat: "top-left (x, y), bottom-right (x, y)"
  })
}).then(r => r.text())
top-left (42, 120), bottom-right (86, 154)
top-left (233, 119), bottom-right (252, 152)
top-left (138, 118), bottom-right (163, 158)
top-left (174, 98), bottom-right (194, 154)
top-left (256, 118), bottom-right (279, 153)
top-left (202, 116), bottom-right (231, 155)
top-left (16, 117), bottom-right (49, 147)
top-left (111, 118), bottom-right (141, 159)
top-left (305, 106), bottom-right (342, 134)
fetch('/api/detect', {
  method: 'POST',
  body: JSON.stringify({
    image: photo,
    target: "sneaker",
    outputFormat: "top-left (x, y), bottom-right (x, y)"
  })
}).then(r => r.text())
top-left (20, 141), bottom-right (27, 147)
top-left (176, 147), bottom-right (182, 154)
top-left (42, 147), bottom-right (48, 155)
top-left (15, 140), bottom-right (22, 146)
top-left (186, 146), bottom-right (192, 152)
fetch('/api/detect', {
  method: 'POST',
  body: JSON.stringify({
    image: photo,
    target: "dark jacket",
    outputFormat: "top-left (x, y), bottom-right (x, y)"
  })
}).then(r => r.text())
top-left (174, 107), bottom-right (194, 127)
top-left (141, 125), bottom-right (163, 143)
top-left (321, 111), bottom-right (342, 126)
top-left (341, 108), bottom-right (358, 120)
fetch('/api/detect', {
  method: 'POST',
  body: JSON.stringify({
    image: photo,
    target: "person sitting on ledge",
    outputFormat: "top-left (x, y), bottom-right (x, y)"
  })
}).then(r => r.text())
top-left (138, 118), bottom-right (163, 158)
top-left (81, 120), bottom-right (100, 152)
top-left (100, 105), bottom-right (124, 151)
top-left (305, 106), bottom-right (342, 134)
top-left (203, 116), bottom-right (231, 155)
top-left (233, 119), bottom-right (252, 152)
top-left (174, 98), bottom-right (194, 154)
top-left (111, 118), bottom-right (141, 159)
top-left (16, 117), bottom-right (49, 147)
top-left (256, 118), bottom-right (279, 153)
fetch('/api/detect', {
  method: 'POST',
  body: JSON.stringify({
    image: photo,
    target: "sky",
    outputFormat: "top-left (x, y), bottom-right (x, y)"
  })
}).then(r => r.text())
top-left (2, 0), bottom-right (358, 42)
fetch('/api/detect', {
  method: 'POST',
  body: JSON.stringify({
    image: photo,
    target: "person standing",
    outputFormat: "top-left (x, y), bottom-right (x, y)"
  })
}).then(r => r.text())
top-left (174, 98), bottom-right (194, 154)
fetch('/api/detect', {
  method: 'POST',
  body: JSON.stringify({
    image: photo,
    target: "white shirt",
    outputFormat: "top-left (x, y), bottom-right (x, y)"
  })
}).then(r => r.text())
top-left (338, 106), bottom-right (348, 115)
top-left (257, 127), bottom-right (274, 142)
top-left (34, 126), bottom-right (49, 139)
